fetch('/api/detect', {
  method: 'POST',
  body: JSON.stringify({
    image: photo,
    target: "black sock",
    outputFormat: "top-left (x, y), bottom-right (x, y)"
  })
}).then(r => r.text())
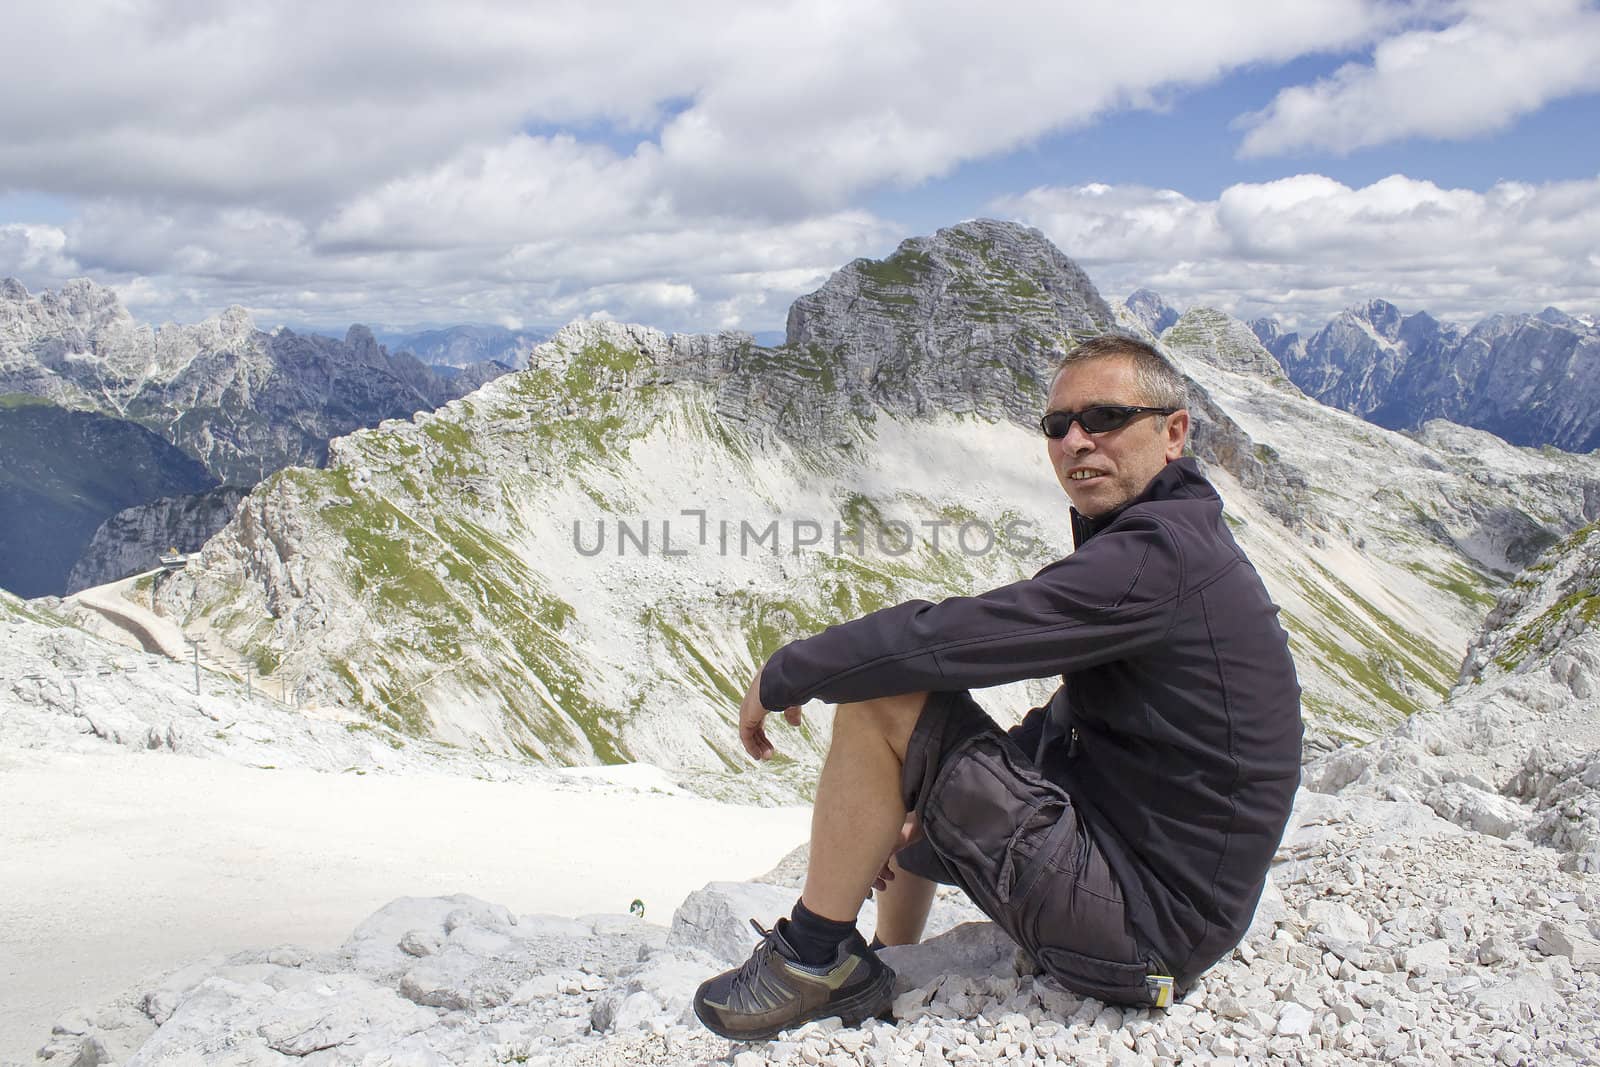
top-left (786, 899), bottom-right (857, 966)
top-left (868, 935), bottom-right (886, 951)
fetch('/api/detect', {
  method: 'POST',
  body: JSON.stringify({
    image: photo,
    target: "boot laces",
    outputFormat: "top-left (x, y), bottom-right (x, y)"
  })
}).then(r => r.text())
top-left (730, 919), bottom-right (785, 1002)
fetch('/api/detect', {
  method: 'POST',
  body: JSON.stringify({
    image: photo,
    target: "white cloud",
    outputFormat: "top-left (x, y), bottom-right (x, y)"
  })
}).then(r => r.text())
top-left (1238, 0), bottom-right (1600, 156)
top-left (315, 136), bottom-right (665, 251)
top-left (7, 0), bottom-right (1583, 334)
top-left (30, 195), bottom-right (894, 333)
top-left (0, 223), bottom-right (78, 279)
top-left (0, 0), bottom-right (1400, 214)
top-left (995, 173), bottom-right (1600, 329)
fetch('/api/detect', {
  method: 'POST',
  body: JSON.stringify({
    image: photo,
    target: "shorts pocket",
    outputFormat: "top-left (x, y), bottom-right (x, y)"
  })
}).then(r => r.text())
top-left (1008, 802), bottom-right (1080, 905)
top-left (1036, 945), bottom-right (1152, 1006)
top-left (917, 734), bottom-right (1073, 928)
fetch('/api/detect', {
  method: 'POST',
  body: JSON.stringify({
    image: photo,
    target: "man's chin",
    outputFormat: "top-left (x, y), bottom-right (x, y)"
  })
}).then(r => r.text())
top-left (1067, 485), bottom-right (1129, 519)
top-left (1067, 494), bottom-right (1110, 518)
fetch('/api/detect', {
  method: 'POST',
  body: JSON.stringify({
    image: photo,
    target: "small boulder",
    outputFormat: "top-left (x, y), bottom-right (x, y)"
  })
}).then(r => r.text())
top-left (1425, 782), bottom-right (1527, 839)
top-left (1536, 921), bottom-right (1600, 970)
top-left (1276, 1002), bottom-right (1314, 1037)
top-left (1402, 939), bottom-right (1451, 973)
top-left (879, 922), bottom-right (1018, 995)
top-left (667, 882), bottom-right (812, 965)
top-left (1301, 900), bottom-right (1369, 944)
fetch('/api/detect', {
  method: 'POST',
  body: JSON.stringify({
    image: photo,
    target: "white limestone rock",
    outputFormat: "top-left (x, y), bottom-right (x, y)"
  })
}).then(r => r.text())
top-left (1245, 874), bottom-right (1289, 942)
top-left (1301, 900), bottom-right (1370, 944)
top-left (1536, 921), bottom-right (1600, 970)
top-left (667, 881), bottom-right (810, 966)
top-left (1470, 972), bottom-right (1565, 1018)
top-left (1425, 781), bottom-right (1528, 838)
top-left (1276, 1002), bottom-right (1315, 1037)
top-left (343, 893), bottom-right (517, 977)
top-left (879, 922), bottom-right (1020, 996)
top-left (591, 949), bottom-right (723, 1032)
top-left (1401, 939), bottom-right (1451, 973)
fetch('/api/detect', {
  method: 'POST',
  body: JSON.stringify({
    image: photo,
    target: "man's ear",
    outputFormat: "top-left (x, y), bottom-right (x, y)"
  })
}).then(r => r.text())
top-left (1164, 409), bottom-right (1190, 462)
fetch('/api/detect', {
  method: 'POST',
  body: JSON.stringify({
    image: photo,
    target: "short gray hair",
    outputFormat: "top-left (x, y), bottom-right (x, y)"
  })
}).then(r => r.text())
top-left (1051, 335), bottom-right (1188, 411)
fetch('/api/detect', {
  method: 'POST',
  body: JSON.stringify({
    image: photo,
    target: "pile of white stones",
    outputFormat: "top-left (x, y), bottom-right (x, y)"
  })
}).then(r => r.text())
top-left (28, 769), bottom-right (1600, 1066)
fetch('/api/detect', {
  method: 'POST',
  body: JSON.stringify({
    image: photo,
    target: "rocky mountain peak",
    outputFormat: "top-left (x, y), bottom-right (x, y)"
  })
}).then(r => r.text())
top-left (788, 218), bottom-right (1113, 351)
top-left (218, 304), bottom-right (254, 333)
top-left (0, 275), bottom-right (130, 335)
top-left (1247, 317), bottom-right (1303, 360)
top-left (1249, 316), bottom-right (1283, 342)
top-left (1537, 306), bottom-right (1578, 327)
top-left (50, 277), bottom-right (133, 326)
top-left (772, 218), bottom-right (1115, 436)
top-left (1396, 308), bottom-right (1447, 348)
top-left (1165, 307), bottom-right (1297, 388)
top-left (1125, 288), bottom-right (1181, 335)
top-left (0, 281), bottom-right (517, 489)
top-left (344, 322), bottom-right (380, 357)
top-left (1355, 298), bottom-right (1404, 339)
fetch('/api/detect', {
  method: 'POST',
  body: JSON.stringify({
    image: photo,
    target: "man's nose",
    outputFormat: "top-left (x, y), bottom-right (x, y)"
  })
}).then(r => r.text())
top-left (1062, 420), bottom-right (1096, 450)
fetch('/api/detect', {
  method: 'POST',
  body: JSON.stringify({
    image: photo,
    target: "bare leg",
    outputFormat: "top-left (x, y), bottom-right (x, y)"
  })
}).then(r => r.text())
top-left (872, 853), bottom-right (936, 945)
top-left (799, 692), bottom-right (928, 923)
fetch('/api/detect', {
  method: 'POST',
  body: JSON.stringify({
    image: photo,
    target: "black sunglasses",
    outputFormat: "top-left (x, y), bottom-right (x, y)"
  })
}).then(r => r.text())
top-left (1038, 405), bottom-right (1176, 439)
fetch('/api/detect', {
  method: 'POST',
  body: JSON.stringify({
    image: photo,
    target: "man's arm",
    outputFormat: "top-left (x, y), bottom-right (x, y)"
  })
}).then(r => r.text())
top-left (760, 511), bottom-right (1181, 710)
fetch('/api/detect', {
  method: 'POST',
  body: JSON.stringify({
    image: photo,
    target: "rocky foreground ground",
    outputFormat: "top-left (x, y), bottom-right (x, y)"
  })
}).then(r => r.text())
top-left (26, 741), bottom-right (1600, 1066)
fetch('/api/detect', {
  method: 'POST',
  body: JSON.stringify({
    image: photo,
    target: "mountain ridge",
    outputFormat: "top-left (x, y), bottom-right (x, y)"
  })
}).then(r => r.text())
top-left (0, 278), bottom-right (515, 484)
top-left (0, 279), bottom-right (521, 595)
top-left (1247, 298), bottom-right (1600, 452)
top-left (137, 221), bottom-right (1600, 784)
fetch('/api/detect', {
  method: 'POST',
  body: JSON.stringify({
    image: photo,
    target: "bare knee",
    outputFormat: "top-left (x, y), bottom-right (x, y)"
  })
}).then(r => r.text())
top-left (833, 691), bottom-right (929, 758)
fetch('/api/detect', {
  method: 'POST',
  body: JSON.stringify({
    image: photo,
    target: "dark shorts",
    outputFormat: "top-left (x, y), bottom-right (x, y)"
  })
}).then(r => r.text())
top-left (896, 690), bottom-right (1164, 1007)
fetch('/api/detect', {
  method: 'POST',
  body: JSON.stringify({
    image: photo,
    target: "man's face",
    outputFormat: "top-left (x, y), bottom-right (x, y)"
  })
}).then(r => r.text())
top-left (1044, 356), bottom-right (1190, 518)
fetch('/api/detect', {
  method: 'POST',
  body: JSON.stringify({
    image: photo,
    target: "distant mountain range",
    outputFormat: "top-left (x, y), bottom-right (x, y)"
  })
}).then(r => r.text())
top-left (0, 279), bottom-right (516, 484)
top-left (368, 324), bottom-right (551, 370)
top-left (7, 267), bottom-right (1597, 605)
top-left (1253, 301), bottom-right (1600, 453)
top-left (0, 279), bottom-right (516, 595)
top-left (1131, 291), bottom-right (1600, 453)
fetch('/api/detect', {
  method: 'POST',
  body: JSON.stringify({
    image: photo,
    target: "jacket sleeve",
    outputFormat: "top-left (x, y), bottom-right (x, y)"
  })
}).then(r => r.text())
top-left (759, 512), bottom-right (1183, 709)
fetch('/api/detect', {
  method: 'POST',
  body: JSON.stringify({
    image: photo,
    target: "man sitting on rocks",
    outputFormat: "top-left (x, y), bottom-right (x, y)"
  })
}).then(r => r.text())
top-left (693, 336), bottom-right (1303, 1041)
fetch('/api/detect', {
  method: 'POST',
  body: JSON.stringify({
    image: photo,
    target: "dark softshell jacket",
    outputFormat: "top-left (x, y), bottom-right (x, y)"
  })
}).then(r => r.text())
top-left (759, 458), bottom-right (1303, 980)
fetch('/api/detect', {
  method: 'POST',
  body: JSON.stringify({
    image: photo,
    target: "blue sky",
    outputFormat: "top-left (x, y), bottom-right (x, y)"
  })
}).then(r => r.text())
top-left (0, 0), bottom-right (1597, 333)
top-left (873, 57), bottom-right (1599, 223)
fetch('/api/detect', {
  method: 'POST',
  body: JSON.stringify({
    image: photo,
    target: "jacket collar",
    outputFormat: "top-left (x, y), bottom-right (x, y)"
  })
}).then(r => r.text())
top-left (1070, 457), bottom-right (1211, 549)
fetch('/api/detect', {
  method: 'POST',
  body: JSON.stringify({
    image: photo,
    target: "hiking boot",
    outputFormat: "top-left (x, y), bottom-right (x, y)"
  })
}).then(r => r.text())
top-left (692, 918), bottom-right (895, 1041)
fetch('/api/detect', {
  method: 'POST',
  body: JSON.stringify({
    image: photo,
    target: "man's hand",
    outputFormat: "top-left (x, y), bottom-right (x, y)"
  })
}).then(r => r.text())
top-left (871, 812), bottom-right (923, 892)
top-left (740, 664), bottom-right (802, 760)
